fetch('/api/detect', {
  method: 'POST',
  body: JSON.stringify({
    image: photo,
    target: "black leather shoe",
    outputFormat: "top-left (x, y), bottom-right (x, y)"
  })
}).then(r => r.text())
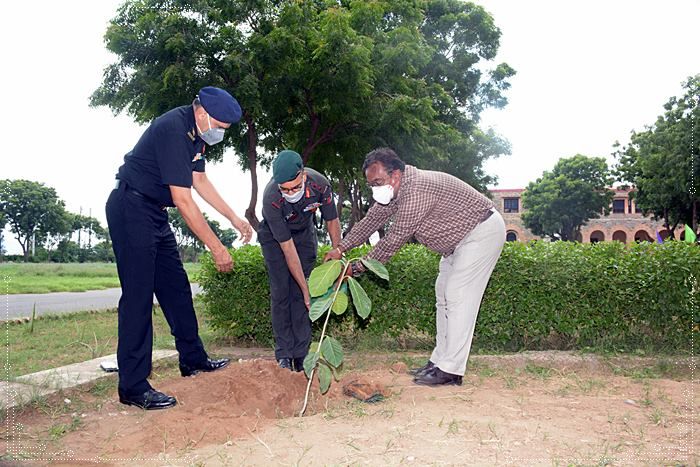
top-left (119, 388), bottom-right (177, 410)
top-left (409, 360), bottom-right (435, 376)
top-left (179, 357), bottom-right (230, 377)
top-left (413, 367), bottom-right (463, 386)
top-left (292, 357), bottom-right (305, 372)
top-left (277, 358), bottom-right (293, 370)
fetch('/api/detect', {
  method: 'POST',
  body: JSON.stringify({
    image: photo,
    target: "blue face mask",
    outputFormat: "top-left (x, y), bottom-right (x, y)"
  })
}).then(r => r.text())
top-left (198, 114), bottom-right (225, 146)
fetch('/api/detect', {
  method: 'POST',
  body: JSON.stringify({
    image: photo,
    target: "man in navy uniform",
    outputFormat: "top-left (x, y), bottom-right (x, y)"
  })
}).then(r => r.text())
top-left (106, 86), bottom-right (254, 410)
top-left (259, 150), bottom-right (341, 371)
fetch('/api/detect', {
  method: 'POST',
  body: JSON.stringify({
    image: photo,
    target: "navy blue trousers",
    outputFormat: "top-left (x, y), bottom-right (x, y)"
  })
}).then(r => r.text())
top-left (106, 183), bottom-right (207, 396)
top-left (258, 222), bottom-right (317, 360)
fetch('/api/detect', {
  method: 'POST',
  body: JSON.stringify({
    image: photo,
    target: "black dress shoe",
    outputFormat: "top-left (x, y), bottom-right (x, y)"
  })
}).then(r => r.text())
top-left (277, 358), bottom-right (293, 370)
top-left (413, 367), bottom-right (463, 386)
top-left (409, 360), bottom-right (435, 376)
top-left (119, 388), bottom-right (177, 410)
top-left (292, 357), bottom-right (305, 372)
top-left (179, 357), bottom-right (230, 377)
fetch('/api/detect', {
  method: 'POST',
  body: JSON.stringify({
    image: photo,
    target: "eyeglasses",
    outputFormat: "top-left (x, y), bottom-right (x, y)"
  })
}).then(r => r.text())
top-left (278, 171), bottom-right (304, 194)
top-left (279, 181), bottom-right (304, 194)
top-left (368, 170), bottom-right (394, 187)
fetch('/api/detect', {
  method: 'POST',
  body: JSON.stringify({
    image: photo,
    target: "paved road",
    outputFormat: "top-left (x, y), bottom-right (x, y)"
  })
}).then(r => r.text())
top-left (2, 284), bottom-right (202, 320)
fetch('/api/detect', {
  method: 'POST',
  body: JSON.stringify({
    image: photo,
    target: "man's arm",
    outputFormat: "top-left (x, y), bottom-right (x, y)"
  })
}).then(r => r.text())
top-left (326, 218), bottom-right (341, 247)
top-left (278, 239), bottom-right (312, 310)
top-left (324, 203), bottom-right (393, 261)
top-left (170, 185), bottom-right (233, 272)
top-left (192, 172), bottom-right (253, 243)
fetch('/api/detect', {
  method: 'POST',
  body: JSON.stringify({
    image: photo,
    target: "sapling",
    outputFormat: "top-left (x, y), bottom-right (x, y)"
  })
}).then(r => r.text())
top-left (299, 256), bottom-right (389, 416)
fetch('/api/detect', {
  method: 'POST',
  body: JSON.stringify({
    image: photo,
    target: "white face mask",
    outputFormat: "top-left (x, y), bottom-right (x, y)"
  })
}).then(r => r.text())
top-left (281, 180), bottom-right (305, 203)
top-left (197, 114), bottom-right (225, 146)
top-left (371, 184), bottom-right (394, 205)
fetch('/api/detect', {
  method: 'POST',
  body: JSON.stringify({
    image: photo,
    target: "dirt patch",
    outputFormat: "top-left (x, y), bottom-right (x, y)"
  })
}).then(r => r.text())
top-left (4, 352), bottom-right (698, 465)
top-left (50, 359), bottom-right (348, 462)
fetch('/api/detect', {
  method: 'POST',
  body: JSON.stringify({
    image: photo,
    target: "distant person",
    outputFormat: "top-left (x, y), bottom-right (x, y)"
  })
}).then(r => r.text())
top-left (325, 148), bottom-right (505, 386)
top-left (106, 86), bottom-right (253, 410)
top-left (259, 150), bottom-right (341, 371)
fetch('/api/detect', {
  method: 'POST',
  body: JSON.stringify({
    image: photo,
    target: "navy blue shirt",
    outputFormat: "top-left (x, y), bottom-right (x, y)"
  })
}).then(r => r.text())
top-left (116, 105), bottom-right (207, 207)
top-left (261, 168), bottom-right (338, 243)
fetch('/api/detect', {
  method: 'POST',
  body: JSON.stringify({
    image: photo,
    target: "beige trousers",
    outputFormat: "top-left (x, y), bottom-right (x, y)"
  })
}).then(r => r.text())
top-left (430, 210), bottom-right (506, 376)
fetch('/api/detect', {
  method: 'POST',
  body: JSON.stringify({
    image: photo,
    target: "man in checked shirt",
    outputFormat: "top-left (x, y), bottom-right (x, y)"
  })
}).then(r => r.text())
top-left (324, 147), bottom-right (506, 386)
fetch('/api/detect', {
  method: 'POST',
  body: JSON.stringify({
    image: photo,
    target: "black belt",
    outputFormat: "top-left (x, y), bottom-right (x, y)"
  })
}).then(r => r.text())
top-left (114, 180), bottom-right (168, 210)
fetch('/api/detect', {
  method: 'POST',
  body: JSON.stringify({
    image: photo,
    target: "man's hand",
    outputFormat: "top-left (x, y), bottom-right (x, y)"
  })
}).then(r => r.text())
top-left (324, 247), bottom-right (343, 262)
top-left (212, 247), bottom-right (234, 273)
top-left (303, 288), bottom-right (311, 311)
top-left (233, 219), bottom-right (254, 244)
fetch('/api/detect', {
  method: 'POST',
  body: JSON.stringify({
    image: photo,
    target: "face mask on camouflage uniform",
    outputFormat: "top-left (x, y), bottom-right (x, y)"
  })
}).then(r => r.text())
top-left (281, 180), bottom-right (305, 204)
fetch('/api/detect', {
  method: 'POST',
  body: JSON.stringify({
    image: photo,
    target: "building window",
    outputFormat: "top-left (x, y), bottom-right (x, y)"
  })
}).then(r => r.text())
top-left (612, 199), bottom-right (625, 214)
top-left (506, 231), bottom-right (517, 242)
top-left (503, 198), bottom-right (519, 213)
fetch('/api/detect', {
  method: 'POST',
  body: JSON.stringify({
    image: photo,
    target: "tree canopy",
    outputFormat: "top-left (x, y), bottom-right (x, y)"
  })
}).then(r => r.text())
top-left (521, 155), bottom-right (614, 241)
top-left (0, 179), bottom-right (71, 260)
top-left (91, 0), bottom-right (514, 228)
top-left (614, 75), bottom-right (699, 235)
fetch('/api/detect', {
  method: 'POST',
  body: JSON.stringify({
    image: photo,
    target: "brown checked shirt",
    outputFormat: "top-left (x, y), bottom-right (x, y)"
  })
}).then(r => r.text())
top-left (339, 165), bottom-right (494, 268)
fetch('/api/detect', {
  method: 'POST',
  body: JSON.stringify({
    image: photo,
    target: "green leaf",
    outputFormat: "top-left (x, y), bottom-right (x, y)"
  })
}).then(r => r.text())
top-left (308, 260), bottom-right (343, 297)
top-left (348, 277), bottom-right (371, 319)
top-left (360, 258), bottom-right (389, 280)
top-left (303, 352), bottom-right (319, 378)
top-left (309, 292), bottom-right (334, 322)
top-left (320, 336), bottom-right (343, 367)
top-left (331, 290), bottom-right (348, 315)
top-left (318, 363), bottom-right (332, 394)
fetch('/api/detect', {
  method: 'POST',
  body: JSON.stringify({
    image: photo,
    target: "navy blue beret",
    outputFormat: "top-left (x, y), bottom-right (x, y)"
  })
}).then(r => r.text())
top-left (198, 86), bottom-right (242, 124)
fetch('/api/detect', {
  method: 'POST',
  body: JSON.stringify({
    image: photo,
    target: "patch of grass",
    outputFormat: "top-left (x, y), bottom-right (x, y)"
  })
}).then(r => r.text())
top-left (502, 374), bottom-right (519, 389)
top-left (524, 363), bottom-right (553, 380)
top-left (48, 415), bottom-right (82, 440)
top-left (0, 262), bottom-right (200, 294)
top-left (3, 301), bottom-right (214, 379)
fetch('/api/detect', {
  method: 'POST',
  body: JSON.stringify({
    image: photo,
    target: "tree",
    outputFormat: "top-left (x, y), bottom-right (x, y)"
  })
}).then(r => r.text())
top-left (0, 179), bottom-right (71, 261)
top-left (615, 75), bottom-right (700, 236)
top-left (0, 207), bottom-right (6, 260)
top-left (168, 208), bottom-right (237, 261)
top-left (521, 155), bottom-right (614, 241)
top-left (92, 0), bottom-right (514, 229)
top-left (70, 214), bottom-right (107, 248)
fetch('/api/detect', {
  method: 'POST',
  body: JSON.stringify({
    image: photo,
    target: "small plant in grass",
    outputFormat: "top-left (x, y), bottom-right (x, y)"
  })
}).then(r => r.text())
top-left (299, 257), bottom-right (389, 416)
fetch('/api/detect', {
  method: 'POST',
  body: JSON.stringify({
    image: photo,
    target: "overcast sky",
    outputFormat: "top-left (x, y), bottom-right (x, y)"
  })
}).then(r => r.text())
top-left (1, 0), bottom-right (698, 254)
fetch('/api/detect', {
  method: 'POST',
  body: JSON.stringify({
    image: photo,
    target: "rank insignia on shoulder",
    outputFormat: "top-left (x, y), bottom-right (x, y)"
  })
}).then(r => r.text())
top-left (192, 153), bottom-right (204, 162)
top-left (303, 202), bottom-right (322, 212)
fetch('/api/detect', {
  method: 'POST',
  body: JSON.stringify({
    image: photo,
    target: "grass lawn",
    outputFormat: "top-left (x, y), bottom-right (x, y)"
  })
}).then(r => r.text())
top-left (2, 301), bottom-right (215, 379)
top-left (0, 262), bottom-right (201, 294)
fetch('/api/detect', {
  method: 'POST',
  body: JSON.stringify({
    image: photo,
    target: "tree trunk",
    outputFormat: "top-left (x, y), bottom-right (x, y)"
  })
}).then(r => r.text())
top-left (336, 177), bottom-right (346, 230)
top-left (244, 115), bottom-right (260, 230)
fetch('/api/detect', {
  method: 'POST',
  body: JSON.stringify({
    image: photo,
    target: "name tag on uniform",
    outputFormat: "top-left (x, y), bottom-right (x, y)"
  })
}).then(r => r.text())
top-left (303, 202), bottom-right (322, 212)
top-left (192, 153), bottom-right (203, 162)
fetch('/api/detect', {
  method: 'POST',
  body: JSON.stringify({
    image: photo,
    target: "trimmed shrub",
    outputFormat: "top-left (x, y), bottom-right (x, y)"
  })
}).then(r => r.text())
top-left (198, 241), bottom-right (699, 353)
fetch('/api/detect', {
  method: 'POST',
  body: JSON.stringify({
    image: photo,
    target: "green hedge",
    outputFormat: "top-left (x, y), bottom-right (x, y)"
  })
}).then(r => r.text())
top-left (198, 241), bottom-right (699, 353)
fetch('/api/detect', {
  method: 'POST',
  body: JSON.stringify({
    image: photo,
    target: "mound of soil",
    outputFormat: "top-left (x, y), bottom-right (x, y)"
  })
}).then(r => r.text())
top-left (60, 359), bottom-right (354, 461)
